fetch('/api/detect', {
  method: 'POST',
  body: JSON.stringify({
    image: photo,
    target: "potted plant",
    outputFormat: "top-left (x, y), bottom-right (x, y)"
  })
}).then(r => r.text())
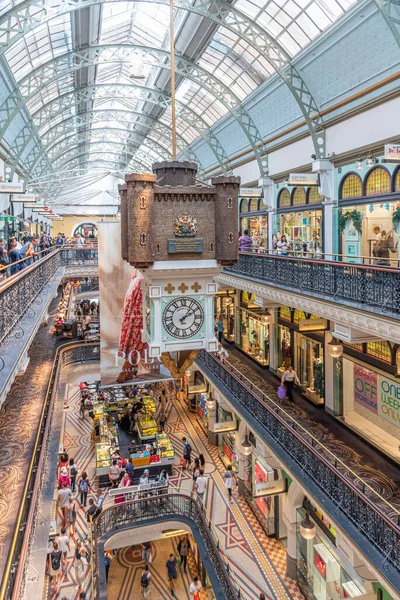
top-left (339, 209), bottom-right (363, 233)
top-left (392, 207), bottom-right (400, 231)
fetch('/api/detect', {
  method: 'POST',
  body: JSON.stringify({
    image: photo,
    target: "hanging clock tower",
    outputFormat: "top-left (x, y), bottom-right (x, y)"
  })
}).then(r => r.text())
top-left (120, 160), bottom-right (240, 368)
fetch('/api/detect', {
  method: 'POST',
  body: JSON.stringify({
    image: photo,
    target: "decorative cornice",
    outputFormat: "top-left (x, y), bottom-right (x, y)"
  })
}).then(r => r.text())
top-left (215, 273), bottom-right (400, 344)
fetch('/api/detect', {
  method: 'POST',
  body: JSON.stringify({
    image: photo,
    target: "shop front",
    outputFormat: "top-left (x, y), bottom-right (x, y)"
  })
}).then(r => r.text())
top-left (297, 505), bottom-right (364, 600)
top-left (216, 404), bottom-right (238, 471)
top-left (214, 289), bottom-right (235, 342)
top-left (336, 164), bottom-right (400, 264)
top-left (239, 189), bottom-right (267, 250)
top-left (235, 291), bottom-right (270, 366)
top-left (272, 307), bottom-right (327, 405)
top-left (250, 457), bottom-right (287, 537)
top-left (275, 185), bottom-right (323, 255)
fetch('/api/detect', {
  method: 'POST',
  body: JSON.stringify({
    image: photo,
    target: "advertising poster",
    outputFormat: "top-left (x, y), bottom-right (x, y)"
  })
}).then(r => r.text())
top-left (378, 375), bottom-right (400, 429)
top-left (353, 364), bottom-right (377, 414)
top-left (98, 222), bottom-right (173, 387)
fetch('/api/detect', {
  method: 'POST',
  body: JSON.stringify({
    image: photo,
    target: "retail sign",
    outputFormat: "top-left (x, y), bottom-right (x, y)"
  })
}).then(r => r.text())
top-left (298, 318), bottom-right (328, 332)
top-left (254, 479), bottom-right (286, 497)
top-left (239, 188), bottom-right (262, 197)
top-left (0, 182), bottom-right (24, 193)
top-left (288, 173), bottom-right (319, 186)
top-left (354, 365), bottom-right (378, 414)
top-left (378, 375), bottom-right (400, 429)
top-left (384, 144), bottom-right (400, 161)
top-left (13, 195), bottom-right (34, 202)
top-left (211, 420), bottom-right (237, 433)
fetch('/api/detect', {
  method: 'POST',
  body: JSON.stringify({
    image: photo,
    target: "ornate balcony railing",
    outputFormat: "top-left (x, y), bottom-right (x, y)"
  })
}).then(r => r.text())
top-left (0, 248), bottom-right (99, 346)
top-left (224, 252), bottom-right (400, 317)
top-left (0, 342), bottom-right (100, 600)
top-left (196, 350), bottom-right (400, 593)
top-left (94, 493), bottom-right (240, 600)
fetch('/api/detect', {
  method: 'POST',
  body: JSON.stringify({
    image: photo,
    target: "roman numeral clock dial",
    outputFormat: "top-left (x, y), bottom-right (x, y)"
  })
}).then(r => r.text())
top-left (162, 297), bottom-right (205, 339)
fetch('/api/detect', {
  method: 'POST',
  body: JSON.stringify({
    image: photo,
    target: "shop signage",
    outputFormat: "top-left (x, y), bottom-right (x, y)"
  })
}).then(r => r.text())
top-left (298, 318), bottom-right (328, 332)
top-left (211, 420), bottom-right (237, 433)
top-left (384, 144), bottom-right (400, 161)
top-left (378, 375), bottom-right (400, 428)
top-left (13, 195), bottom-right (34, 202)
top-left (0, 182), bottom-right (24, 193)
top-left (239, 187), bottom-right (262, 197)
top-left (354, 365), bottom-right (378, 413)
top-left (288, 173), bottom-right (319, 186)
top-left (254, 479), bottom-right (286, 497)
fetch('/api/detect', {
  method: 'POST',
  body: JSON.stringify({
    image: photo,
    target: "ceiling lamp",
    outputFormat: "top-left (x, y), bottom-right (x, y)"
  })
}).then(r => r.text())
top-left (300, 513), bottom-right (316, 540)
top-left (327, 338), bottom-right (343, 358)
top-left (206, 398), bottom-right (216, 410)
top-left (356, 158), bottom-right (363, 170)
top-left (366, 153), bottom-right (378, 167)
top-left (241, 435), bottom-right (252, 456)
top-left (129, 51), bottom-right (145, 79)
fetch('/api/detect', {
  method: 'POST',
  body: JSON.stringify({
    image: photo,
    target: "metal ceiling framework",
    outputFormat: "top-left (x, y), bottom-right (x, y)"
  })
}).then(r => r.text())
top-left (375, 1), bottom-right (400, 47)
top-left (1, 45), bottom-right (268, 178)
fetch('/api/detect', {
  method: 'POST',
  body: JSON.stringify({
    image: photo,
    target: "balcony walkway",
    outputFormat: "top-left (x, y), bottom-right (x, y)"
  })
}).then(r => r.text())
top-left (225, 344), bottom-right (400, 517)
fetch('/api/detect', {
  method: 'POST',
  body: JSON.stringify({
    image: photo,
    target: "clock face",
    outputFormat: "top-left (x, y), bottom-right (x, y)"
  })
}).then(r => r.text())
top-left (162, 297), bottom-right (205, 339)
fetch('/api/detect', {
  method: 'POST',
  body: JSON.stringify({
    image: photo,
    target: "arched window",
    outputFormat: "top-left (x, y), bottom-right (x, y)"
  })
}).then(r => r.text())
top-left (292, 188), bottom-right (306, 206)
top-left (293, 309), bottom-right (306, 324)
top-left (249, 198), bottom-right (259, 212)
top-left (307, 187), bottom-right (322, 204)
top-left (279, 306), bottom-right (292, 321)
top-left (394, 168), bottom-right (400, 192)
top-left (366, 341), bottom-right (392, 363)
top-left (340, 173), bottom-right (362, 199)
top-left (365, 167), bottom-right (390, 196)
top-left (240, 199), bottom-right (249, 213)
top-left (278, 189), bottom-right (291, 208)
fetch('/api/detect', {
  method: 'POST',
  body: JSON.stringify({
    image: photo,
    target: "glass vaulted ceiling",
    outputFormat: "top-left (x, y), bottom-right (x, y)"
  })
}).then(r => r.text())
top-left (1, 0), bottom-right (357, 184)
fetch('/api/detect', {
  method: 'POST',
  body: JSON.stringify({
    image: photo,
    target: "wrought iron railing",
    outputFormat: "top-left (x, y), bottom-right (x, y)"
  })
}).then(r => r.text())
top-left (0, 342), bottom-right (100, 600)
top-left (224, 252), bottom-right (400, 316)
top-left (196, 350), bottom-right (400, 593)
top-left (0, 249), bottom-right (99, 346)
top-left (94, 493), bottom-right (240, 600)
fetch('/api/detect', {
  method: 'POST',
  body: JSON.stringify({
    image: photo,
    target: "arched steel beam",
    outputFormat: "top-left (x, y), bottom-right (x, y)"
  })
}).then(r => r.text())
top-left (0, 0), bottom-right (325, 163)
top-left (28, 84), bottom-right (230, 178)
top-left (29, 109), bottom-right (204, 176)
top-left (55, 149), bottom-right (157, 173)
top-left (1, 45), bottom-right (267, 176)
top-left (374, 1), bottom-right (400, 48)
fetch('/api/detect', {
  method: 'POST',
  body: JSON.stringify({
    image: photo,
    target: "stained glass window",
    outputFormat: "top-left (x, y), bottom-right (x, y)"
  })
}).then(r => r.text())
top-left (292, 188), bottom-right (306, 206)
top-left (395, 169), bottom-right (400, 192)
top-left (308, 187), bottom-right (322, 204)
top-left (340, 174), bottom-right (362, 199)
top-left (279, 306), bottom-right (292, 321)
top-left (249, 198), bottom-right (259, 212)
top-left (365, 168), bottom-right (390, 196)
top-left (278, 189), bottom-right (291, 208)
top-left (293, 309), bottom-right (306, 324)
top-left (343, 342), bottom-right (363, 351)
top-left (366, 341), bottom-right (392, 363)
top-left (240, 199), bottom-right (249, 213)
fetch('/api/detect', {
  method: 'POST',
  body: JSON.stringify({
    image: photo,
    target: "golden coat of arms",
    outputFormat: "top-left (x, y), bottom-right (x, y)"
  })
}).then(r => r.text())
top-left (174, 213), bottom-right (197, 237)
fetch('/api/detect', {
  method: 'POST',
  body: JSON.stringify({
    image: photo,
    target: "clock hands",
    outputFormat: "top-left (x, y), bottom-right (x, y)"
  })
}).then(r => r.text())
top-left (179, 308), bottom-right (195, 323)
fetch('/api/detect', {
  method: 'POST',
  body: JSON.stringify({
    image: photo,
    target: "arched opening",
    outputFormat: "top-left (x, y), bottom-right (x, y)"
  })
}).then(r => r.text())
top-left (364, 166), bottom-right (391, 196)
top-left (339, 173), bottom-right (362, 199)
top-left (72, 222), bottom-right (98, 239)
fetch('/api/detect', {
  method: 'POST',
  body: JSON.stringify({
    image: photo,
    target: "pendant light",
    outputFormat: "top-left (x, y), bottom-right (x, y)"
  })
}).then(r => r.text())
top-left (327, 338), bottom-right (343, 358)
top-left (300, 512), bottom-right (316, 540)
top-left (241, 434), bottom-right (252, 456)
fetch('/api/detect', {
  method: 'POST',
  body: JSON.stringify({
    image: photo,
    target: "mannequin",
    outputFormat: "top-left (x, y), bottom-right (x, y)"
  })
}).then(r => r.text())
top-left (314, 357), bottom-right (324, 398)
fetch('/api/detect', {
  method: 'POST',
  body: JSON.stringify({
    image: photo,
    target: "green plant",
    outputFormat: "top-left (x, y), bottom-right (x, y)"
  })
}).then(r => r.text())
top-left (339, 209), bottom-right (362, 233)
top-left (392, 207), bottom-right (400, 223)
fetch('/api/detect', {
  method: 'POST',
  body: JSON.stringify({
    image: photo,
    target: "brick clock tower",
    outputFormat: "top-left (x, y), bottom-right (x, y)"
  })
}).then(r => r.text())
top-left (120, 160), bottom-right (240, 375)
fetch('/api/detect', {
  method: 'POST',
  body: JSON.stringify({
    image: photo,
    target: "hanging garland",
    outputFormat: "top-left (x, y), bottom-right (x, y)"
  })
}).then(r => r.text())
top-left (339, 209), bottom-right (363, 233)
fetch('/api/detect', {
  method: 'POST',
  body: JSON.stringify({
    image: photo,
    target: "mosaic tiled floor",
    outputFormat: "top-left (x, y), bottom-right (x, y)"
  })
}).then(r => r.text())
top-left (46, 381), bottom-right (303, 600)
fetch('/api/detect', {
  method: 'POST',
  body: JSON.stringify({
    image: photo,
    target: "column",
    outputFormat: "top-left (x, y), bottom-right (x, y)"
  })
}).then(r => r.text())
top-left (207, 401), bottom-right (218, 445)
top-left (312, 159), bottom-right (335, 257)
top-left (324, 330), bottom-right (335, 416)
top-left (258, 176), bottom-right (275, 250)
top-left (269, 309), bottom-right (277, 372)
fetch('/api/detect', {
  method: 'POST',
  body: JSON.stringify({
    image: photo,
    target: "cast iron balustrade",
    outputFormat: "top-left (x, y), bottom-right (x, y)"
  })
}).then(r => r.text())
top-left (196, 350), bottom-right (400, 593)
top-left (94, 493), bottom-right (240, 600)
top-left (0, 342), bottom-right (99, 600)
top-left (224, 252), bottom-right (400, 317)
top-left (0, 248), bottom-right (98, 345)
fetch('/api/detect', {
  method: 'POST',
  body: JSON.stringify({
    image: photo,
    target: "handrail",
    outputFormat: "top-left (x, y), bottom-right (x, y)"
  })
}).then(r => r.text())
top-left (196, 350), bottom-right (400, 589)
top-left (0, 342), bottom-right (100, 600)
top-left (0, 245), bottom-right (58, 273)
top-left (94, 492), bottom-right (240, 600)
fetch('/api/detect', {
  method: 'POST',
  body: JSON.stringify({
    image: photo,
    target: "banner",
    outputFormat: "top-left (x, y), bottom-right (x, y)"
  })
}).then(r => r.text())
top-left (353, 365), bottom-right (377, 414)
top-left (378, 375), bottom-right (400, 429)
top-left (98, 222), bottom-right (173, 387)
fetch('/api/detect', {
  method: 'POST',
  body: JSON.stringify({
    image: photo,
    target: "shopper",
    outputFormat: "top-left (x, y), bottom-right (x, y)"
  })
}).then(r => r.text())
top-left (276, 234), bottom-right (290, 256)
top-left (58, 481), bottom-right (72, 527)
top-left (281, 365), bottom-right (300, 403)
top-left (259, 595), bottom-right (266, 600)
top-left (238, 229), bottom-right (253, 252)
top-left (0, 239), bottom-right (9, 278)
top-left (86, 498), bottom-right (97, 522)
top-left (50, 541), bottom-right (63, 596)
top-left (182, 437), bottom-right (192, 470)
top-left (192, 458), bottom-right (200, 482)
top-left (216, 316), bottom-right (224, 342)
top-left (158, 469), bottom-right (169, 485)
top-left (125, 458), bottom-right (135, 483)
top-left (74, 541), bottom-right (89, 591)
top-left (177, 535), bottom-right (190, 573)
top-left (65, 499), bottom-right (77, 536)
top-left (140, 469), bottom-right (150, 485)
top-left (194, 470), bottom-right (207, 503)
top-left (8, 238), bottom-right (21, 275)
top-left (189, 576), bottom-right (202, 599)
top-left (69, 457), bottom-right (78, 493)
top-left (141, 541), bottom-right (151, 564)
top-left (223, 465), bottom-right (237, 504)
top-left (58, 527), bottom-right (70, 566)
top-left (104, 551), bottom-right (112, 582)
top-left (158, 408), bottom-right (167, 432)
top-left (109, 458), bottom-right (120, 486)
top-left (199, 454), bottom-right (205, 468)
top-left (78, 472), bottom-right (90, 507)
top-left (166, 553), bottom-right (178, 595)
top-left (58, 466), bottom-right (71, 490)
top-left (140, 564), bottom-right (151, 597)
top-left (160, 388), bottom-right (167, 410)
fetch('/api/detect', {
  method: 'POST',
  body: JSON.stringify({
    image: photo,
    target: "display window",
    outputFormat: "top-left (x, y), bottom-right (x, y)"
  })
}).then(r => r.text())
top-left (196, 392), bottom-right (208, 429)
top-left (218, 431), bottom-right (237, 471)
top-left (240, 214), bottom-right (268, 250)
top-left (235, 307), bottom-right (269, 366)
top-left (294, 332), bottom-right (324, 404)
top-left (276, 209), bottom-right (323, 254)
top-left (253, 459), bottom-right (276, 536)
top-left (296, 507), bottom-right (364, 600)
top-left (215, 291), bottom-right (235, 342)
top-left (273, 323), bottom-right (292, 378)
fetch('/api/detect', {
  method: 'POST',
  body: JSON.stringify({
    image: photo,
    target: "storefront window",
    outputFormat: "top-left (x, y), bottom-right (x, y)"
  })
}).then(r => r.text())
top-left (235, 307), bottom-right (269, 366)
top-left (293, 309), bottom-right (306, 324)
top-left (296, 507), bottom-right (364, 600)
top-left (366, 341), bottom-right (392, 363)
top-left (293, 188), bottom-right (306, 206)
top-left (279, 210), bottom-right (322, 253)
top-left (240, 214), bottom-right (268, 248)
top-left (215, 292), bottom-right (235, 342)
top-left (395, 168), bottom-right (400, 191)
top-left (340, 173), bottom-right (362, 199)
top-left (308, 187), bottom-right (322, 204)
top-left (249, 198), bottom-right (259, 212)
top-left (273, 323), bottom-right (292, 377)
top-left (240, 199), bottom-right (249, 212)
top-left (278, 189), bottom-right (291, 208)
top-left (219, 431), bottom-right (237, 471)
top-left (294, 333), bottom-right (324, 403)
top-left (365, 167), bottom-right (391, 196)
top-left (279, 306), bottom-right (292, 322)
